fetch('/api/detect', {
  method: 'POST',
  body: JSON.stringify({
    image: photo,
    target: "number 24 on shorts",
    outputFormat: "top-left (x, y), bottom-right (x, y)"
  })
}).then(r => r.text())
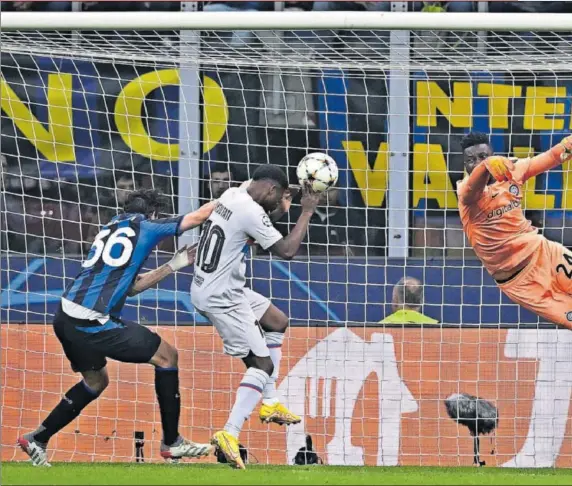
top-left (556, 253), bottom-right (572, 279)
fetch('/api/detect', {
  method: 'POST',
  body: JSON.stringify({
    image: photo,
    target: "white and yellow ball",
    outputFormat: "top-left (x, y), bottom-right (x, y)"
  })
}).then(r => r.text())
top-left (296, 152), bottom-right (339, 192)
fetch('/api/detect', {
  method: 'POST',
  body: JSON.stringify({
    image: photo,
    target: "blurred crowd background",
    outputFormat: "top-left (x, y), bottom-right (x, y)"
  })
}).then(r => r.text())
top-left (1, 1), bottom-right (571, 260)
top-left (3, 1), bottom-right (571, 13)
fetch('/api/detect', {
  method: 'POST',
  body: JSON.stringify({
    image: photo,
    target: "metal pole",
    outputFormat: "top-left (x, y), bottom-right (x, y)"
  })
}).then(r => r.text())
top-left (178, 1), bottom-right (201, 247)
top-left (387, 2), bottom-right (410, 258)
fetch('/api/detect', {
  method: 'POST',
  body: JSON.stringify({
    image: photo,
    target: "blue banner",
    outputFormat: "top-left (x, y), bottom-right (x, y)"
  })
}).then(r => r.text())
top-left (4, 54), bottom-right (572, 214)
top-left (0, 256), bottom-right (540, 326)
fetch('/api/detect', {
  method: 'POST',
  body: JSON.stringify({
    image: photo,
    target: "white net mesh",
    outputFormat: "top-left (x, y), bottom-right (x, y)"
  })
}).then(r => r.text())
top-left (3, 29), bottom-right (572, 70)
top-left (2, 23), bottom-right (572, 467)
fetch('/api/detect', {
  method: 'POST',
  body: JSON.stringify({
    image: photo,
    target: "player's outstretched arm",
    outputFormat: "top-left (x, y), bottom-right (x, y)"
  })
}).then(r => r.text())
top-left (515, 135), bottom-right (572, 182)
top-left (269, 184), bottom-right (320, 260)
top-left (128, 244), bottom-right (197, 296)
top-left (458, 162), bottom-right (494, 206)
top-left (179, 201), bottom-right (216, 233)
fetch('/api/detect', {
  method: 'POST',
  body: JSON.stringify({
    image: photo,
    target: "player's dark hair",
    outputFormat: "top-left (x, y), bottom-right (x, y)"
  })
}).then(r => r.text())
top-left (460, 132), bottom-right (491, 152)
top-left (123, 189), bottom-right (164, 217)
top-left (252, 164), bottom-right (289, 189)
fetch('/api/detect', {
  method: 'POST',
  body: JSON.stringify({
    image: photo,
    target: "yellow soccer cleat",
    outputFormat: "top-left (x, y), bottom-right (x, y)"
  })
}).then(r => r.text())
top-left (211, 430), bottom-right (245, 470)
top-left (259, 402), bottom-right (301, 426)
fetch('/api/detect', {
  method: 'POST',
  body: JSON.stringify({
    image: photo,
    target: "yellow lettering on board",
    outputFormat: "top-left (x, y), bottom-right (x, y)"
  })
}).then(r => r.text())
top-left (115, 69), bottom-right (179, 161)
top-left (523, 86), bottom-right (565, 131)
top-left (115, 70), bottom-right (228, 160)
top-left (343, 140), bottom-right (388, 207)
top-left (412, 143), bottom-right (457, 209)
top-left (1, 74), bottom-right (74, 162)
top-left (202, 76), bottom-right (229, 154)
top-left (416, 81), bottom-right (472, 128)
top-left (477, 83), bottom-right (522, 130)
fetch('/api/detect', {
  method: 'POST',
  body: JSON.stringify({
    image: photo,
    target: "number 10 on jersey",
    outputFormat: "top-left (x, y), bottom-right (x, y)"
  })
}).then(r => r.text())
top-left (196, 221), bottom-right (226, 273)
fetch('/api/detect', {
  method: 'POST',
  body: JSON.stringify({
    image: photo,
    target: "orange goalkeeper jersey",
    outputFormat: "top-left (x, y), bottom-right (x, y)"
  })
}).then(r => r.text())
top-left (457, 159), bottom-right (543, 277)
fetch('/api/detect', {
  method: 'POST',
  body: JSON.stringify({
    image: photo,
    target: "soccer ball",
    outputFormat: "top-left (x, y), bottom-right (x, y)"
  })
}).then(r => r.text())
top-left (296, 152), bottom-right (339, 193)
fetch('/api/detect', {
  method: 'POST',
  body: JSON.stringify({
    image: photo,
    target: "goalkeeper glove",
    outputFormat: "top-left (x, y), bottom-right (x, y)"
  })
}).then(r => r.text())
top-left (167, 244), bottom-right (198, 272)
top-left (484, 156), bottom-right (515, 183)
top-left (557, 135), bottom-right (572, 162)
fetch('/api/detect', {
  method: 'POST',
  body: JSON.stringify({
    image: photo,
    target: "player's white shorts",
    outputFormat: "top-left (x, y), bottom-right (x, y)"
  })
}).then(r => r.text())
top-left (243, 288), bottom-right (271, 321)
top-left (197, 289), bottom-right (271, 358)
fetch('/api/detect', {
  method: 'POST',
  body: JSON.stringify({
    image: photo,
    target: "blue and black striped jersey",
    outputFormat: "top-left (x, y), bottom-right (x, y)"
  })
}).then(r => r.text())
top-left (63, 213), bottom-right (183, 318)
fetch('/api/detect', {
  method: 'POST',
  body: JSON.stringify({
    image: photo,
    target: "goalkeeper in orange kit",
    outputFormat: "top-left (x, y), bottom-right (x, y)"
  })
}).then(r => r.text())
top-left (458, 132), bottom-right (572, 329)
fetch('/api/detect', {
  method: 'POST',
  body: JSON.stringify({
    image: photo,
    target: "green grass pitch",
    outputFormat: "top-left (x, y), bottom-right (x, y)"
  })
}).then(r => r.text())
top-left (3, 463), bottom-right (572, 485)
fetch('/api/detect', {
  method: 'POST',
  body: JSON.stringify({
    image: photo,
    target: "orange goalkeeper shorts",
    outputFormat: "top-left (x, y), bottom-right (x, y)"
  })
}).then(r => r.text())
top-left (499, 238), bottom-right (572, 330)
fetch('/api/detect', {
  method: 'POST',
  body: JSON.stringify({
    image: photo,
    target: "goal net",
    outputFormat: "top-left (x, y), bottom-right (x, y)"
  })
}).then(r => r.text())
top-left (2, 10), bottom-right (572, 467)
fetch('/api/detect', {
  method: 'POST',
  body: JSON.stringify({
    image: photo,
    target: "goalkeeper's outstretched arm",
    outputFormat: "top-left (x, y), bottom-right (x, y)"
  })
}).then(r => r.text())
top-left (514, 135), bottom-right (572, 183)
top-left (483, 135), bottom-right (572, 185)
top-left (464, 136), bottom-right (572, 201)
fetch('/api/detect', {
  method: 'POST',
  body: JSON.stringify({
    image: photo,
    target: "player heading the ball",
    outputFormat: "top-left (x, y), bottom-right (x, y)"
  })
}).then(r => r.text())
top-left (458, 132), bottom-right (572, 329)
top-left (18, 189), bottom-right (216, 466)
top-left (192, 164), bottom-right (322, 469)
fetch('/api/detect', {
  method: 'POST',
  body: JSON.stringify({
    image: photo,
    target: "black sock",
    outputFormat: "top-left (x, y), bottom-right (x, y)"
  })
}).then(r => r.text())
top-left (155, 367), bottom-right (180, 446)
top-left (34, 381), bottom-right (99, 444)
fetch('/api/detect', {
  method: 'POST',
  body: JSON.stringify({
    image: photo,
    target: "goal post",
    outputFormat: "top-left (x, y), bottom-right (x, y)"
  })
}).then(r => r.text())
top-left (2, 11), bottom-right (572, 31)
top-left (2, 10), bottom-right (572, 467)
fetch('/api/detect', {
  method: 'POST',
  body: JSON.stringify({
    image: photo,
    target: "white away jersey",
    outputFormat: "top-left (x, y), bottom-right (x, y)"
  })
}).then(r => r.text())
top-left (191, 187), bottom-right (283, 312)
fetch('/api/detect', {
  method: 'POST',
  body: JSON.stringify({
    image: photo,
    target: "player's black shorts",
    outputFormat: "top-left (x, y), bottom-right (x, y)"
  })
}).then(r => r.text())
top-left (53, 304), bottom-right (161, 373)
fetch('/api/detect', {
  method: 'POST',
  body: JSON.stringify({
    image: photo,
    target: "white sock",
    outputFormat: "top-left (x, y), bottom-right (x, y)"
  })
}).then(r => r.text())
top-left (224, 367), bottom-right (270, 438)
top-left (262, 332), bottom-right (284, 406)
